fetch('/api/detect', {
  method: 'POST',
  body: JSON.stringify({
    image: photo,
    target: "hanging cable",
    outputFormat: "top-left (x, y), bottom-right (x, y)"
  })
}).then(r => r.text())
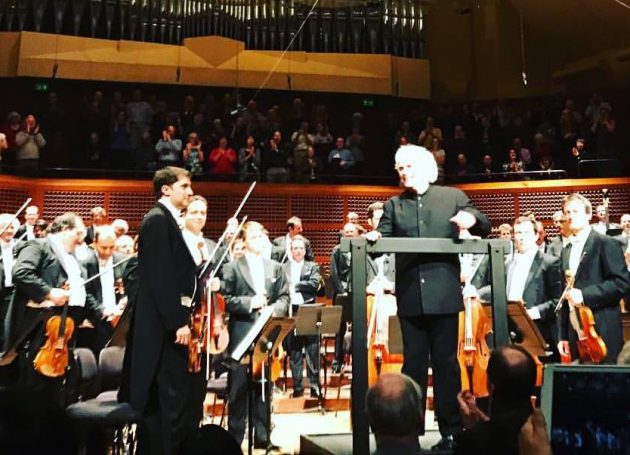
top-left (519, 12), bottom-right (527, 86)
top-left (250, 0), bottom-right (319, 103)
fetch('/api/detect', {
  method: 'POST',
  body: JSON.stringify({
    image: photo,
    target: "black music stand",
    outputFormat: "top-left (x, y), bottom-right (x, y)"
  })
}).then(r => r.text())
top-left (293, 304), bottom-right (342, 413)
top-left (231, 308), bottom-right (295, 455)
top-left (482, 300), bottom-right (549, 358)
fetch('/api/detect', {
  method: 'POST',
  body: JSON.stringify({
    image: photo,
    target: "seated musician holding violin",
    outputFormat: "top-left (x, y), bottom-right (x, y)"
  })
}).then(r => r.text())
top-left (558, 193), bottom-right (630, 364)
top-left (5, 212), bottom-right (100, 405)
top-left (81, 224), bottom-right (129, 357)
top-left (222, 221), bottom-right (289, 450)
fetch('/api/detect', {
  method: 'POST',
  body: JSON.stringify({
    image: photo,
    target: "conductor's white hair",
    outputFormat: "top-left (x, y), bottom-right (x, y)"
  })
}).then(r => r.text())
top-left (394, 145), bottom-right (438, 184)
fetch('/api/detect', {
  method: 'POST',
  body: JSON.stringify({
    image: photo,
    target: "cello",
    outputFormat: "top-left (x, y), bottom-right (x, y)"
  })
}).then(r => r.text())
top-left (366, 270), bottom-right (402, 386)
top-left (456, 234), bottom-right (491, 397)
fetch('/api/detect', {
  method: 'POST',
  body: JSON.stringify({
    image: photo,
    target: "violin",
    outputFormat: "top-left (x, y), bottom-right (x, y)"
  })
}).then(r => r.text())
top-left (366, 277), bottom-right (402, 386)
top-left (33, 283), bottom-right (74, 378)
top-left (562, 270), bottom-right (607, 364)
top-left (109, 278), bottom-right (126, 328)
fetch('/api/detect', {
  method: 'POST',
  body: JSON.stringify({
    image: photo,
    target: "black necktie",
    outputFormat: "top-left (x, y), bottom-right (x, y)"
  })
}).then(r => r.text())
top-left (561, 242), bottom-right (572, 274)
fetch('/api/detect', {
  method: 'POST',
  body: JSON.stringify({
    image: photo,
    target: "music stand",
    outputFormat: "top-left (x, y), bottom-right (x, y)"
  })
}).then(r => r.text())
top-left (231, 307), bottom-right (295, 455)
top-left (482, 300), bottom-right (549, 358)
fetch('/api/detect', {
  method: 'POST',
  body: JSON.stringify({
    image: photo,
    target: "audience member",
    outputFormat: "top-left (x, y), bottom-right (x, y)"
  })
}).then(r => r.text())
top-left (183, 132), bottom-right (205, 175)
top-left (455, 345), bottom-right (540, 455)
top-left (291, 121), bottom-right (314, 183)
top-left (264, 130), bottom-right (290, 183)
top-left (237, 135), bottom-right (261, 182)
top-left (155, 124), bottom-right (183, 168)
top-left (366, 373), bottom-right (424, 455)
top-left (345, 127), bottom-right (366, 172)
top-left (209, 137), bottom-right (237, 178)
top-left (109, 111), bottom-right (132, 169)
top-left (328, 137), bottom-right (356, 175)
top-left (502, 149), bottom-right (524, 174)
top-left (15, 114), bottom-right (45, 176)
top-left (418, 116), bottom-right (442, 149)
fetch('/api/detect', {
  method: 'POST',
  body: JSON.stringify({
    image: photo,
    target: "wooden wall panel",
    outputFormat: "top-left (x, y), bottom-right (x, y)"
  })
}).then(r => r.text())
top-left (2, 176), bottom-right (629, 269)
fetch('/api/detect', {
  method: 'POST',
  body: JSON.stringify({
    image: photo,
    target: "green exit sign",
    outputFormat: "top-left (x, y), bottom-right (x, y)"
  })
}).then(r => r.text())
top-left (34, 82), bottom-right (49, 92)
top-left (362, 98), bottom-right (375, 108)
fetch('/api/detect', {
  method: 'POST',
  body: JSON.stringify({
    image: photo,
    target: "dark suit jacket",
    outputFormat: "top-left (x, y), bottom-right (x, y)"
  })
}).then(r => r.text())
top-left (477, 251), bottom-right (562, 350)
top-left (221, 256), bottom-right (289, 354)
top-left (82, 250), bottom-right (127, 317)
top-left (5, 238), bottom-right (97, 351)
top-left (455, 405), bottom-right (532, 455)
top-left (15, 225), bottom-right (34, 242)
top-left (129, 202), bottom-right (197, 412)
top-left (546, 236), bottom-right (565, 259)
top-left (559, 229), bottom-right (630, 362)
top-left (271, 235), bottom-right (314, 263)
top-left (282, 260), bottom-right (320, 304)
top-left (613, 232), bottom-right (629, 252)
top-left (377, 185), bottom-right (491, 316)
top-left (330, 244), bottom-right (351, 295)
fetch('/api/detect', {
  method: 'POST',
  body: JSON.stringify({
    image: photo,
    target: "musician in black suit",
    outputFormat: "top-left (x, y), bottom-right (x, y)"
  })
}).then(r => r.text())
top-left (128, 167), bottom-right (199, 455)
top-left (546, 210), bottom-right (570, 259)
top-left (271, 216), bottom-right (314, 263)
top-left (558, 193), bottom-right (630, 364)
top-left (476, 217), bottom-right (562, 360)
top-left (84, 206), bottom-right (107, 246)
top-left (367, 145), bottom-right (491, 449)
top-left (81, 224), bottom-right (128, 356)
top-left (282, 235), bottom-right (321, 398)
top-left (5, 212), bottom-right (96, 405)
top-left (329, 222), bottom-right (360, 371)
top-left (222, 221), bottom-right (289, 448)
top-left (14, 205), bottom-right (39, 242)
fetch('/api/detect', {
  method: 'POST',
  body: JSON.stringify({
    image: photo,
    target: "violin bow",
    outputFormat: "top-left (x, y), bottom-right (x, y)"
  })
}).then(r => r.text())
top-left (197, 181), bottom-right (256, 279)
top-left (0, 197), bottom-right (32, 237)
top-left (205, 215), bottom-right (248, 379)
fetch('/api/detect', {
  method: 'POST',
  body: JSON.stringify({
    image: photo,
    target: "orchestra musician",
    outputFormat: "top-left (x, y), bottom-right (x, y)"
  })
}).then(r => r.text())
top-left (475, 216), bottom-right (563, 360)
top-left (366, 145), bottom-right (491, 450)
top-left (5, 212), bottom-right (97, 404)
top-left (81, 224), bottom-right (128, 356)
top-left (0, 213), bottom-right (21, 353)
top-left (127, 166), bottom-right (199, 455)
top-left (272, 216), bottom-right (315, 263)
top-left (558, 193), bottom-right (630, 363)
top-left (282, 234), bottom-right (321, 398)
top-left (222, 221), bottom-right (289, 450)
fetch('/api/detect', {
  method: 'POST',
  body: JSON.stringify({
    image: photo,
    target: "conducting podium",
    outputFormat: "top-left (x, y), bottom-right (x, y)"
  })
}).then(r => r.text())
top-left (341, 236), bottom-right (511, 455)
top-left (231, 306), bottom-right (295, 455)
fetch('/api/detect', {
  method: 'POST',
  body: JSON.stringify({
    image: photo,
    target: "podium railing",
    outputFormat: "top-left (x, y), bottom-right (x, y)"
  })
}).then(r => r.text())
top-left (340, 236), bottom-right (511, 455)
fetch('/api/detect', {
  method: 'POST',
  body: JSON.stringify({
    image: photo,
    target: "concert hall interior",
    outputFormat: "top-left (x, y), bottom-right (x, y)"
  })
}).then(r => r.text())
top-left (1, 0), bottom-right (630, 454)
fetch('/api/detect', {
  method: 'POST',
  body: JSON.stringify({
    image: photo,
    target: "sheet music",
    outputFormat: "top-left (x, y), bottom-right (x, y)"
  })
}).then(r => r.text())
top-left (230, 306), bottom-right (275, 362)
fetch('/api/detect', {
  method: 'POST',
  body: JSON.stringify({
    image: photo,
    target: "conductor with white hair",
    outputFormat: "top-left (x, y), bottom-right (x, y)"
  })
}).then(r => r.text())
top-left (366, 145), bottom-right (491, 450)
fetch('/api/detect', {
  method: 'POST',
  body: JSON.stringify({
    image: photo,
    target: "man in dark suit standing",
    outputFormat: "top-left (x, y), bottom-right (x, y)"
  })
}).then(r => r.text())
top-left (282, 235), bottom-right (321, 398)
top-left (271, 216), bottom-right (314, 263)
top-left (81, 224), bottom-right (128, 356)
top-left (366, 145), bottom-right (491, 449)
top-left (476, 217), bottom-right (562, 360)
top-left (222, 221), bottom-right (289, 449)
top-left (128, 166), bottom-right (198, 455)
top-left (14, 205), bottom-right (39, 242)
top-left (558, 193), bottom-right (630, 364)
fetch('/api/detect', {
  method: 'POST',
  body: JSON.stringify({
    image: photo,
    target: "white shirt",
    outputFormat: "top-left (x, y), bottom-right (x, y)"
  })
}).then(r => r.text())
top-left (48, 234), bottom-right (86, 307)
top-left (289, 259), bottom-right (305, 305)
top-left (568, 227), bottom-right (590, 276)
top-left (507, 248), bottom-right (538, 301)
top-left (23, 224), bottom-right (35, 241)
top-left (182, 230), bottom-right (208, 266)
top-left (158, 197), bottom-right (183, 228)
top-left (245, 251), bottom-right (265, 296)
top-left (1, 240), bottom-right (14, 287)
top-left (98, 256), bottom-right (117, 315)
